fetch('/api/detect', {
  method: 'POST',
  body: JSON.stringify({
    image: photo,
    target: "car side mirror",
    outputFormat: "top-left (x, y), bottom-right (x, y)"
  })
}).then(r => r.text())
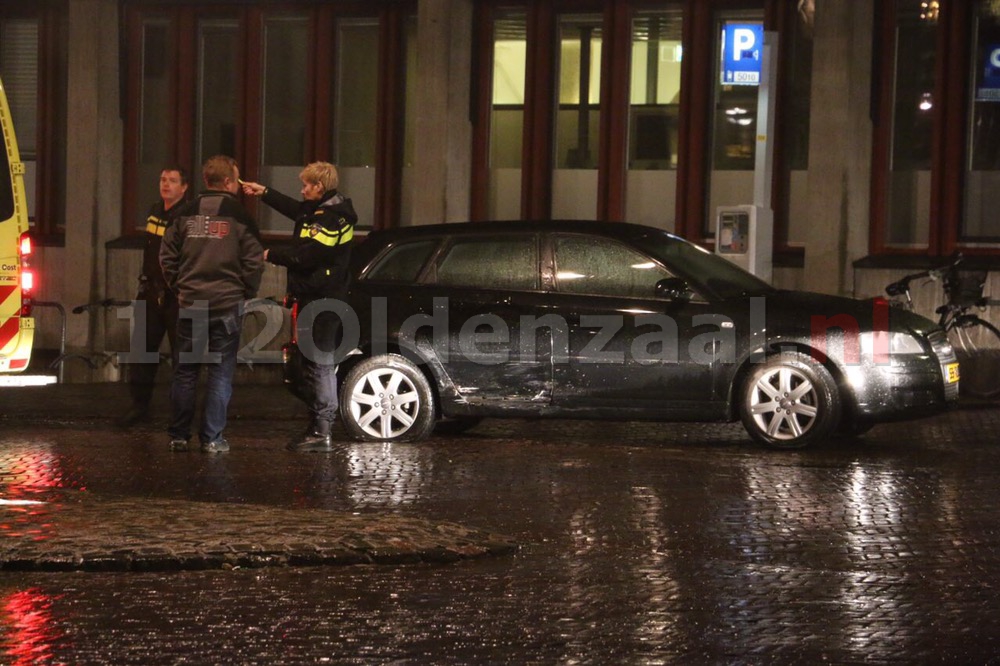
top-left (655, 277), bottom-right (692, 301)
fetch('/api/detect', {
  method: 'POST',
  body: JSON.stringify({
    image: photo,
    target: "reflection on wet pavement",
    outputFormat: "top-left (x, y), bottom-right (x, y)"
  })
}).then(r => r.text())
top-left (346, 442), bottom-right (434, 507)
top-left (1, 403), bottom-right (1000, 662)
top-left (2, 587), bottom-right (61, 666)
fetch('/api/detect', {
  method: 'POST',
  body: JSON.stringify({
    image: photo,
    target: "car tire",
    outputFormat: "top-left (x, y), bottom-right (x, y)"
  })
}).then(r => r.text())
top-left (739, 352), bottom-right (841, 449)
top-left (340, 354), bottom-right (436, 442)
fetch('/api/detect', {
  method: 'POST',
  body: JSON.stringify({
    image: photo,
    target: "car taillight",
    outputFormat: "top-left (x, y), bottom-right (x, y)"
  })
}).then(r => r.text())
top-left (19, 232), bottom-right (33, 317)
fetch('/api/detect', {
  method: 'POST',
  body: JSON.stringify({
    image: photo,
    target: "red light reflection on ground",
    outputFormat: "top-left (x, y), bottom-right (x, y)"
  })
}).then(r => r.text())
top-left (2, 588), bottom-right (63, 665)
top-left (0, 448), bottom-right (63, 498)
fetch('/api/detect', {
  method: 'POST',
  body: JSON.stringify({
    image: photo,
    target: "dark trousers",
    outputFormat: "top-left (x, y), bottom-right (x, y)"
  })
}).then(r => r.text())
top-left (168, 309), bottom-right (242, 444)
top-left (126, 293), bottom-right (177, 407)
top-left (294, 299), bottom-right (341, 426)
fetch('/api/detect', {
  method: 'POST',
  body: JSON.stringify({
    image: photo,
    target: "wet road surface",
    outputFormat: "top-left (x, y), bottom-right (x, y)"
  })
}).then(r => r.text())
top-left (1, 385), bottom-right (999, 663)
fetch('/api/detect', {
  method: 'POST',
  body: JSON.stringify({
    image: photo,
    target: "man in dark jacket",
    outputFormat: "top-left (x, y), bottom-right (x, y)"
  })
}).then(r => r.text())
top-left (241, 162), bottom-right (356, 452)
top-left (161, 155), bottom-right (264, 453)
top-left (119, 166), bottom-right (190, 427)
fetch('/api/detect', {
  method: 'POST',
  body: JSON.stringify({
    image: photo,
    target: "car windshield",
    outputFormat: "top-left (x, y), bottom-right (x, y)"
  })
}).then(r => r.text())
top-left (631, 228), bottom-right (775, 300)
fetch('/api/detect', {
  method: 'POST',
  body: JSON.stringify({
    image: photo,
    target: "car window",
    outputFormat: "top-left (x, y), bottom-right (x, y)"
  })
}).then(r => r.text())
top-left (433, 237), bottom-right (538, 290)
top-left (632, 228), bottom-right (774, 299)
top-left (554, 235), bottom-right (674, 298)
top-left (364, 239), bottom-right (439, 283)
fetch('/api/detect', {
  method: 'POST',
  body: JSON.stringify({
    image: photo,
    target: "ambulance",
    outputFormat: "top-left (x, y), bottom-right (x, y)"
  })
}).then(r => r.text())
top-left (0, 75), bottom-right (42, 385)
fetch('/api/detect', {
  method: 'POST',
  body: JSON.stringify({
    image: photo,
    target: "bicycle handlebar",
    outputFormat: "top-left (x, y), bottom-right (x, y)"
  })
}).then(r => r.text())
top-left (71, 298), bottom-right (132, 314)
top-left (884, 254), bottom-right (964, 297)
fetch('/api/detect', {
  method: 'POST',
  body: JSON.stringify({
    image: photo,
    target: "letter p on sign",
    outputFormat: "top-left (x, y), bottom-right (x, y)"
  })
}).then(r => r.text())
top-left (734, 28), bottom-right (756, 58)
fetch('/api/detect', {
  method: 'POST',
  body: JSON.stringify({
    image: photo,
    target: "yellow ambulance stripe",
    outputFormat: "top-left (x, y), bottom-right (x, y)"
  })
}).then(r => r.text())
top-left (0, 283), bottom-right (15, 306)
top-left (0, 316), bottom-right (18, 354)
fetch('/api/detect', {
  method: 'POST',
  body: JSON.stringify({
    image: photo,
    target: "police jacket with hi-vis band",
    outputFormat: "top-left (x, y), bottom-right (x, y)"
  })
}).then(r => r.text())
top-left (140, 199), bottom-right (186, 298)
top-left (261, 187), bottom-right (357, 302)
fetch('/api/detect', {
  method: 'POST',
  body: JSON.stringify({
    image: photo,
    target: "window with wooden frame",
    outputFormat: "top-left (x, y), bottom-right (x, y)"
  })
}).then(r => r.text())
top-left (871, 0), bottom-right (1000, 258)
top-left (674, 0), bottom-right (805, 259)
top-left (122, 1), bottom-right (414, 236)
top-left (0, 3), bottom-right (67, 240)
top-left (471, 0), bottom-right (807, 263)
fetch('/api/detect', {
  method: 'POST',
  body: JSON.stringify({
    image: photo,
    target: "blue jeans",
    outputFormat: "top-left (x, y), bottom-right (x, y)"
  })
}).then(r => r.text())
top-left (168, 309), bottom-right (242, 444)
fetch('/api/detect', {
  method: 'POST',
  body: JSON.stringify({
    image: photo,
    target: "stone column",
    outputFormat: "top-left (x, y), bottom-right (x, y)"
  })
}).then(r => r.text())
top-left (409, 0), bottom-right (473, 226)
top-left (801, 0), bottom-right (873, 296)
top-left (62, 0), bottom-right (123, 351)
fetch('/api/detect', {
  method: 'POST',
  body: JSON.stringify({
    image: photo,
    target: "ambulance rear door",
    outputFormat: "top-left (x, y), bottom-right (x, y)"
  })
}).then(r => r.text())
top-left (0, 75), bottom-right (39, 381)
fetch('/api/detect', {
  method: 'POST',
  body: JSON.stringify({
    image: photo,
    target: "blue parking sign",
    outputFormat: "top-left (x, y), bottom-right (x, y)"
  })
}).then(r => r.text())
top-left (721, 22), bottom-right (764, 86)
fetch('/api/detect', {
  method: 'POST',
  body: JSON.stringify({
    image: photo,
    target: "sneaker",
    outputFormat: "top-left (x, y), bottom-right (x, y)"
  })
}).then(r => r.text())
top-left (201, 438), bottom-right (230, 454)
top-left (118, 405), bottom-right (150, 428)
top-left (169, 438), bottom-right (189, 452)
top-left (286, 428), bottom-right (333, 453)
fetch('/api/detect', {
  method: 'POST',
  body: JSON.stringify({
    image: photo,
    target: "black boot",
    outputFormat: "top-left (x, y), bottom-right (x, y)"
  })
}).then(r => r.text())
top-left (287, 421), bottom-right (333, 452)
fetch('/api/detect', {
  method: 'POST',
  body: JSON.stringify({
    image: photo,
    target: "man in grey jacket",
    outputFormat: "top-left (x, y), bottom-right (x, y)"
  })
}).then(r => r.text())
top-left (160, 155), bottom-right (264, 453)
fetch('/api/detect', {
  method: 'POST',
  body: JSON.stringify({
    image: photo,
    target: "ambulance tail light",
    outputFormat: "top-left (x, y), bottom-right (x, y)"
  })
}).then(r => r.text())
top-left (19, 232), bottom-right (33, 317)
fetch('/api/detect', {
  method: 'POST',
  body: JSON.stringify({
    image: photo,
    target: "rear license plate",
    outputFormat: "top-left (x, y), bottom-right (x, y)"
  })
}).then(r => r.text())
top-left (945, 363), bottom-right (960, 384)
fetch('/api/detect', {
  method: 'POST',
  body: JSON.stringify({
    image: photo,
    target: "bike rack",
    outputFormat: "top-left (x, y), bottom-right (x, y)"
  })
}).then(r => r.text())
top-left (28, 301), bottom-right (66, 384)
top-left (31, 299), bottom-right (131, 384)
top-left (27, 298), bottom-right (286, 383)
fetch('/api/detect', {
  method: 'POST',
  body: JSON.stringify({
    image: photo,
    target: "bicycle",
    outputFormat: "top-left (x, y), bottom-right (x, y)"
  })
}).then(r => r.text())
top-left (885, 256), bottom-right (1000, 400)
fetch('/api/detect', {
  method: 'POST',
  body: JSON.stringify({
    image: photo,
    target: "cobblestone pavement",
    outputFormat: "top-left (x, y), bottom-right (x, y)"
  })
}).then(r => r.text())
top-left (1, 384), bottom-right (1000, 663)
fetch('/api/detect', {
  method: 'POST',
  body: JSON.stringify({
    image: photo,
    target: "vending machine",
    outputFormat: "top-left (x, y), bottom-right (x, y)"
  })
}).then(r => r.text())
top-left (716, 205), bottom-right (773, 283)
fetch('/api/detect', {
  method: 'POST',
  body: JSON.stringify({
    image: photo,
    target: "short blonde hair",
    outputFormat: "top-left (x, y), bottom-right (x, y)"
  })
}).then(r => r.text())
top-left (300, 162), bottom-right (339, 192)
top-left (203, 155), bottom-right (238, 188)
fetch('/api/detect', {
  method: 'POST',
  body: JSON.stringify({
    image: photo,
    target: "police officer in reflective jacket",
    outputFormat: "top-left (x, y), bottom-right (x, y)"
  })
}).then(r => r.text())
top-left (119, 166), bottom-right (190, 427)
top-left (242, 162), bottom-right (357, 452)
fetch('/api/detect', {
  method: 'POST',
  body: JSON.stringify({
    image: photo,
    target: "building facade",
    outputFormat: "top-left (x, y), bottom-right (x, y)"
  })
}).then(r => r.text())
top-left (1, 0), bottom-right (998, 376)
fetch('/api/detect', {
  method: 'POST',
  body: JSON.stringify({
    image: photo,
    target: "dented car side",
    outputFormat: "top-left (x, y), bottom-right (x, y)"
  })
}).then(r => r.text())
top-left (336, 221), bottom-right (958, 448)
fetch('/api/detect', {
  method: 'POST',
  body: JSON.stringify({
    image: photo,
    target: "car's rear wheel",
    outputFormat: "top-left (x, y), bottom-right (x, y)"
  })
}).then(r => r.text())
top-left (340, 354), bottom-right (436, 442)
top-left (739, 352), bottom-right (841, 449)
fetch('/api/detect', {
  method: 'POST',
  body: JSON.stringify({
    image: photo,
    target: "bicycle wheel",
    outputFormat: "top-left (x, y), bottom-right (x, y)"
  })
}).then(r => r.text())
top-left (947, 315), bottom-right (1000, 400)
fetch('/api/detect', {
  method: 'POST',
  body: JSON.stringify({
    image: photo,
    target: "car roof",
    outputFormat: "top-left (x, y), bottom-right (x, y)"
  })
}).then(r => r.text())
top-left (352, 220), bottom-right (692, 270)
top-left (352, 220), bottom-right (690, 270)
top-left (364, 219), bottom-right (681, 240)
top-left (356, 220), bottom-right (692, 257)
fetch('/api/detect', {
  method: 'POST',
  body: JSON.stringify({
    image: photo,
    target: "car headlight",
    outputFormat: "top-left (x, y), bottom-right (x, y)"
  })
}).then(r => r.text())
top-left (860, 331), bottom-right (926, 357)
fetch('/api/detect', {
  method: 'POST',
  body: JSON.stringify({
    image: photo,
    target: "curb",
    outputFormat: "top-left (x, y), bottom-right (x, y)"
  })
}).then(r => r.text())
top-left (0, 495), bottom-right (519, 573)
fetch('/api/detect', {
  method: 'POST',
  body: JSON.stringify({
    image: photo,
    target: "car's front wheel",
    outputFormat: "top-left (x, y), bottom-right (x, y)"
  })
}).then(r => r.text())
top-left (340, 354), bottom-right (436, 442)
top-left (739, 352), bottom-right (841, 449)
